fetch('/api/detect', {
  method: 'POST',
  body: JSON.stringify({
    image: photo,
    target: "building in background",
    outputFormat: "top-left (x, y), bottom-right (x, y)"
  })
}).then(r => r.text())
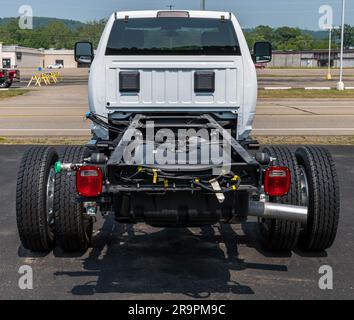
top-left (0, 44), bottom-right (44, 68)
top-left (0, 43), bottom-right (80, 69)
top-left (44, 49), bottom-right (78, 68)
top-left (270, 49), bottom-right (354, 68)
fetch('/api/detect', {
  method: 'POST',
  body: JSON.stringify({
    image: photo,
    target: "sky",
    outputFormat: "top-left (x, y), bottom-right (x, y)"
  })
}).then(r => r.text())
top-left (0, 0), bottom-right (353, 30)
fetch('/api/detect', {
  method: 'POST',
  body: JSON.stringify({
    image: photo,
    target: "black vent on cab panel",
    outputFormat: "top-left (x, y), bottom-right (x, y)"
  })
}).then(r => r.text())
top-left (119, 71), bottom-right (140, 93)
top-left (194, 71), bottom-right (215, 93)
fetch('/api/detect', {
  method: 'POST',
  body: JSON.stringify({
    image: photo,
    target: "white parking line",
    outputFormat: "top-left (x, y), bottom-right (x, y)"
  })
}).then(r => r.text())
top-left (304, 87), bottom-right (331, 90)
top-left (254, 128), bottom-right (354, 131)
top-left (264, 87), bottom-right (292, 90)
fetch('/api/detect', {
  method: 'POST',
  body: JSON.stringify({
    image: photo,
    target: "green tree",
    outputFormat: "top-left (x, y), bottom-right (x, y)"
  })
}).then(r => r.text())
top-left (245, 25), bottom-right (329, 51)
top-left (75, 19), bottom-right (106, 48)
top-left (41, 21), bottom-right (75, 49)
top-left (0, 18), bottom-right (349, 51)
top-left (333, 24), bottom-right (354, 49)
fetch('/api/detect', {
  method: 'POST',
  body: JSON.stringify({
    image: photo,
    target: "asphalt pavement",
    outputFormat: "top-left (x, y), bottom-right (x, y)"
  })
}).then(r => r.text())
top-left (0, 145), bottom-right (353, 300)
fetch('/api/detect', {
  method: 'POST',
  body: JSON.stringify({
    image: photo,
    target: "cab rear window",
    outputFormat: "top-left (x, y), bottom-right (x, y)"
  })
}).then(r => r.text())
top-left (105, 17), bottom-right (241, 55)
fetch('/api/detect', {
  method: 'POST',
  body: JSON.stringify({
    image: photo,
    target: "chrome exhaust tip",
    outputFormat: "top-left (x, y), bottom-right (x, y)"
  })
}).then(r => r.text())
top-left (249, 201), bottom-right (308, 224)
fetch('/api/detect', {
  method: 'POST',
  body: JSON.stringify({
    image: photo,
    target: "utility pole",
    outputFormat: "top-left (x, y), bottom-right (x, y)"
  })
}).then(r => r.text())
top-left (200, 0), bottom-right (206, 11)
top-left (326, 26), bottom-right (340, 80)
top-left (327, 26), bottom-right (333, 80)
top-left (337, 0), bottom-right (346, 90)
top-left (167, 5), bottom-right (175, 10)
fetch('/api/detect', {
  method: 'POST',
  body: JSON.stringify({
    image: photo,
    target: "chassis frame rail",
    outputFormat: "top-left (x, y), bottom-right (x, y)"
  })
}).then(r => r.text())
top-left (107, 113), bottom-right (259, 167)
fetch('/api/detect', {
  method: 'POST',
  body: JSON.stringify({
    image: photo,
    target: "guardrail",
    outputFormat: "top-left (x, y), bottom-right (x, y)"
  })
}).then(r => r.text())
top-left (27, 72), bottom-right (62, 87)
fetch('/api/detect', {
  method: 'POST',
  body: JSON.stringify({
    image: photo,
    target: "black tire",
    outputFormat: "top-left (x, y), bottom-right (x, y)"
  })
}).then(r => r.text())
top-left (54, 146), bottom-right (93, 252)
top-left (258, 146), bottom-right (301, 251)
top-left (16, 146), bottom-right (59, 252)
top-left (295, 146), bottom-right (340, 252)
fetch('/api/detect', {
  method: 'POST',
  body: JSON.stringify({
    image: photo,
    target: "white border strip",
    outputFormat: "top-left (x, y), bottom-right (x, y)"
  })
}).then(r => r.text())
top-left (304, 87), bottom-right (331, 90)
top-left (264, 87), bottom-right (292, 90)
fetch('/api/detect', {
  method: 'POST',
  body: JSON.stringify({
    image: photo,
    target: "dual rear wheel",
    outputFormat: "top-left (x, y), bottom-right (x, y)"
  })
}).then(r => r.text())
top-left (16, 146), bottom-right (93, 253)
top-left (259, 146), bottom-right (340, 252)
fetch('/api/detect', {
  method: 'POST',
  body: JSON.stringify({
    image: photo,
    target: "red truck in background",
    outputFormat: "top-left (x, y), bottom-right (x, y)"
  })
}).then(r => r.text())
top-left (0, 69), bottom-right (20, 88)
top-left (255, 63), bottom-right (267, 69)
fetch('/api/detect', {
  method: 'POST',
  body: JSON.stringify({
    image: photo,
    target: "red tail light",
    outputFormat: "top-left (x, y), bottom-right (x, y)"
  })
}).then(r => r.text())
top-left (76, 166), bottom-right (102, 197)
top-left (264, 166), bottom-right (291, 197)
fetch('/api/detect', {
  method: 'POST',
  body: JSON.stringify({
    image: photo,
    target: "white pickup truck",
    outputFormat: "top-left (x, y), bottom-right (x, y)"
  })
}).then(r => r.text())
top-left (16, 10), bottom-right (339, 254)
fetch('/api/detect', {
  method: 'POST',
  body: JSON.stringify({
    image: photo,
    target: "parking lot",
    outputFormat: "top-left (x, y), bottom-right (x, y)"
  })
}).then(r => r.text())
top-left (0, 145), bottom-right (353, 300)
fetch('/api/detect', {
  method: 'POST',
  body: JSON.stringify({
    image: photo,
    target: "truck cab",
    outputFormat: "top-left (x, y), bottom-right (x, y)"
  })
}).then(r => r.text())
top-left (77, 10), bottom-right (270, 140)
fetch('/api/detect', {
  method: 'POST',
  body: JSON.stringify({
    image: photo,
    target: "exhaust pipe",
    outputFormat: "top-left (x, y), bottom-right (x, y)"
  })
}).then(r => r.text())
top-left (249, 201), bottom-right (308, 224)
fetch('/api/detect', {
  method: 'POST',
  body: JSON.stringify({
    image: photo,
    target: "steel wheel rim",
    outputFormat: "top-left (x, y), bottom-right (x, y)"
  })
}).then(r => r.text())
top-left (299, 166), bottom-right (309, 207)
top-left (46, 168), bottom-right (56, 227)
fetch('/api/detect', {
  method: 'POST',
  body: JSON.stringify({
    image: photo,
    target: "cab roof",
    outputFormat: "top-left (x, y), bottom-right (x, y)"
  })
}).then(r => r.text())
top-left (114, 10), bottom-right (232, 20)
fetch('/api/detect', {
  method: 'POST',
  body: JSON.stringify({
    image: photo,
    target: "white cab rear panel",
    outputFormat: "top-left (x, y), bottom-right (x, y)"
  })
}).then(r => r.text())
top-left (105, 56), bottom-right (242, 109)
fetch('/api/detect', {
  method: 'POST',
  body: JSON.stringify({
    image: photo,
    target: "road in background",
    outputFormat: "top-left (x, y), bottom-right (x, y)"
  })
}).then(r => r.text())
top-left (1, 83), bottom-right (354, 136)
top-left (0, 145), bottom-right (353, 300)
top-left (255, 99), bottom-right (354, 135)
top-left (0, 85), bottom-right (90, 136)
top-left (257, 68), bottom-right (354, 88)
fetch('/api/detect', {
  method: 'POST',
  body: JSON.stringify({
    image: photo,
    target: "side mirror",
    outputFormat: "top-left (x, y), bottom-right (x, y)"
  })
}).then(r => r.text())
top-left (253, 41), bottom-right (272, 63)
top-left (74, 41), bottom-right (94, 64)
